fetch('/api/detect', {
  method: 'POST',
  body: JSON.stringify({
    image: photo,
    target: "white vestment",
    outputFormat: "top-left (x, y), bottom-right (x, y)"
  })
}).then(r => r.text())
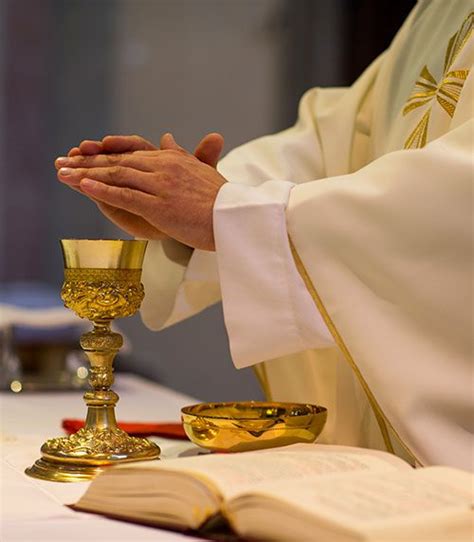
top-left (141, 1), bottom-right (474, 470)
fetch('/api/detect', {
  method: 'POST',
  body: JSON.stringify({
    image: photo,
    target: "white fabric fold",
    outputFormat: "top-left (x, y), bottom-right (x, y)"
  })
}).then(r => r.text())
top-left (140, 239), bottom-right (220, 330)
top-left (287, 118), bottom-right (474, 470)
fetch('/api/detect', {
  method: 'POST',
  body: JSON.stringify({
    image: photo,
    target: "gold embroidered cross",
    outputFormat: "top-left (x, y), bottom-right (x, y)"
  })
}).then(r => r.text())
top-left (403, 12), bottom-right (472, 149)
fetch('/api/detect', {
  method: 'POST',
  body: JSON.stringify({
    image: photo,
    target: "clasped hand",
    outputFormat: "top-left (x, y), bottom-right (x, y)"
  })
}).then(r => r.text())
top-left (55, 133), bottom-right (226, 251)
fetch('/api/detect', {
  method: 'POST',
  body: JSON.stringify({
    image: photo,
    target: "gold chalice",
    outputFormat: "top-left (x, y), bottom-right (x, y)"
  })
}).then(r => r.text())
top-left (26, 240), bottom-right (160, 482)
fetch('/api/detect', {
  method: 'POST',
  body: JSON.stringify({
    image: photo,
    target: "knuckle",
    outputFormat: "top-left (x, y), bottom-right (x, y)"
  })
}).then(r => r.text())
top-left (120, 187), bottom-right (134, 205)
top-left (106, 154), bottom-right (120, 166)
top-left (73, 155), bottom-right (87, 165)
top-left (108, 165), bottom-right (122, 178)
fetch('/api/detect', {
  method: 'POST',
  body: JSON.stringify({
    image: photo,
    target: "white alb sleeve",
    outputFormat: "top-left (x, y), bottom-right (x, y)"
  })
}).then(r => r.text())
top-left (214, 180), bottom-right (333, 369)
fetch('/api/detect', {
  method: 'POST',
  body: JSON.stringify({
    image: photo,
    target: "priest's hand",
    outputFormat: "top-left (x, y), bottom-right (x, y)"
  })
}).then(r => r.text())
top-left (66, 134), bottom-right (158, 157)
top-left (60, 135), bottom-right (162, 240)
top-left (56, 133), bottom-right (226, 251)
top-left (67, 133), bottom-right (224, 168)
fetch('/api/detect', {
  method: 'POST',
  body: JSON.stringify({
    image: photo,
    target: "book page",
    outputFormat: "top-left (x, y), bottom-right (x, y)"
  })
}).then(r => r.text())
top-left (414, 465), bottom-right (474, 493)
top-left (236, 466), bottom-right (473, 533)
top-left (123, 444), bottom-right (411, 499)
top-left (76, 444), bottom-right (409, 530)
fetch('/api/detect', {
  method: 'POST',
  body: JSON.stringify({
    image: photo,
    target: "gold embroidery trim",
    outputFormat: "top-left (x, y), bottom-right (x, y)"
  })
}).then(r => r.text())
top-left (289, 239), bottom-right (423, 465)
top-left (403, 11), bottom-right (472, 149)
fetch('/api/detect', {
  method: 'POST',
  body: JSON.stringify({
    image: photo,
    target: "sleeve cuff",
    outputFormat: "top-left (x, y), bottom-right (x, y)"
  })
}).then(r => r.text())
top-left (213, 180), bottom-right (333, 368)
top-left (140, 239), bottom-right (221, 330)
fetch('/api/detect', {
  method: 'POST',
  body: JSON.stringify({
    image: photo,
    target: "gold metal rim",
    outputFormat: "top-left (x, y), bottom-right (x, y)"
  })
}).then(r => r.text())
top-left (181, 401), bottom-right (327, 420)
top-left (25, 458), bottom-right (106, 483)
top-left (60, 239), bottom-right (148, 269)
top-left (182, 422), bottom-right (324, 433)
top-left (26, 444), bottom-right (161, 483)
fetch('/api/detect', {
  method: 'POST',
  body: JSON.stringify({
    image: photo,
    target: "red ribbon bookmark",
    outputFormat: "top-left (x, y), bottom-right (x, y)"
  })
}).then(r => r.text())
top-left (62, 419), bottom-right (188, 440)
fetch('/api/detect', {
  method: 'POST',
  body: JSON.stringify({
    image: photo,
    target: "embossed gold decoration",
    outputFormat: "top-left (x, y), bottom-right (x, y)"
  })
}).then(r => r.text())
top-left (181, 401), bottom-right (327, 452)
top-left (403, 12), bottom-right (472, 149)
top-left (62, 268), bottom-right (144, 321)
top-left (26, 240), bottom-right (160, 483)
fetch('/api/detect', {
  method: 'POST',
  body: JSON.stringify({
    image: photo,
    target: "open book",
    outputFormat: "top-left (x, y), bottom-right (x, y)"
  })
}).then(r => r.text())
top-left (74, 444), bottom-right (473, 541)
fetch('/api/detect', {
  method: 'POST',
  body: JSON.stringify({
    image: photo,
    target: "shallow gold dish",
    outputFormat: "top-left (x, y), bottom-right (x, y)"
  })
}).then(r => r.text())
top-left (181, 401), bottom-right (327, 453)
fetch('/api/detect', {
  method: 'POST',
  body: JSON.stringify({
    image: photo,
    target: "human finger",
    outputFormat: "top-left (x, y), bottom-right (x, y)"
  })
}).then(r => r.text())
top-left (80, 178), bottom-right (156, 217)
top-left (102, 134), bottom-right (157, 153)
top-left (160, 132), bottom-right (186, 152)
top-left (57, 165), bottom-right (155, 192)
top-left (194, 132), bottom-right (224, 168)
top-left (66, 179), bottom-right (165, 239)
top-left (68, 147), bottom-right (81, 157)
top-left (78, 140), bottom-right (104, 155)
top-left (55, 152), bottom-right (154, 173)
top-left (96, 202), bottom-right (167, 240)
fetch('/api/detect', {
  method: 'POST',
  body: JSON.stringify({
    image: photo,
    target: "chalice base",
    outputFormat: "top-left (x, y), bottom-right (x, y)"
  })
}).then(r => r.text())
top-left (26, 426), bottom-right (160, 482)
top-left (25, 458), bottom-right (106, 483)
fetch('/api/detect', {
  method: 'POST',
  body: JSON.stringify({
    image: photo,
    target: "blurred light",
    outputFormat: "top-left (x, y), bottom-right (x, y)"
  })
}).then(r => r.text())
top-left (76, 366), bottom-right (88, 379)
top-left (10, 380), bottom-right (22, 393)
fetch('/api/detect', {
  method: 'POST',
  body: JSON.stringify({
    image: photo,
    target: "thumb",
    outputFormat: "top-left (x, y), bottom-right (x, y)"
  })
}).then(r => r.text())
top-left (160, 132), bottom-right (185, 152)
top-left (194, 132), bottom-right (224, 168)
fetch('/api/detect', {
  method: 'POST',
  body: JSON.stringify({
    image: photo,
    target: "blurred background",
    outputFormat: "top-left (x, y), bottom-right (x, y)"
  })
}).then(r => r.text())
top-left (0, 0), bottom-right (415, 400)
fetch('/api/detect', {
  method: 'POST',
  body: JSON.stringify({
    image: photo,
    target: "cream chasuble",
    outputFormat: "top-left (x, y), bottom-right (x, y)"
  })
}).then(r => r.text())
top-left (140, 1), bottom-right (473, 470)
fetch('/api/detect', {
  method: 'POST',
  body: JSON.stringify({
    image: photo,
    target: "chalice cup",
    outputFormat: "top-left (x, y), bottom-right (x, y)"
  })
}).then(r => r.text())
top-left (26, 239), bottom-right (160, 482)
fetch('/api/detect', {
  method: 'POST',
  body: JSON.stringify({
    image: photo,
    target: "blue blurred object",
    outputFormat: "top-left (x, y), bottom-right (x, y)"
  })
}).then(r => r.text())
top-left (0, 282), bottom-right (83, 344)
top-left (0, 281), bottom-right (63, 309)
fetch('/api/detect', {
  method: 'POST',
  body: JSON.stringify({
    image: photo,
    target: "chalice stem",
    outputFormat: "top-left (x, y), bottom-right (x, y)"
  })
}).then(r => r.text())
top-left (81, 321), bottom-right (122, 432)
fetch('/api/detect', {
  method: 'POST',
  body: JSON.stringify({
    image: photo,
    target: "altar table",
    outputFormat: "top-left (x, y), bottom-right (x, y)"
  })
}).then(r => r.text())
top-left (0, 373), bottom-right (208, 541)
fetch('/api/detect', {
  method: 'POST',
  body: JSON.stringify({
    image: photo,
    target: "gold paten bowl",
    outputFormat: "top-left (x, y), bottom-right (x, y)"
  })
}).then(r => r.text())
top-left (181, 401), bottom-right (327, 453)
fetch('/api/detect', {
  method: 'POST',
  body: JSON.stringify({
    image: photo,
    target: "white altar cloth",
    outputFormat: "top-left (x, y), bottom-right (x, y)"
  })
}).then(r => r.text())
top-left (0, 373), bottom-right (207, 541)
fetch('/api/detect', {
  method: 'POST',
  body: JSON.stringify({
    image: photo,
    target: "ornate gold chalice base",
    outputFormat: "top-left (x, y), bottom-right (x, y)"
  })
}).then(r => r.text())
top-left (26, 240), bottom-right (160, 482)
